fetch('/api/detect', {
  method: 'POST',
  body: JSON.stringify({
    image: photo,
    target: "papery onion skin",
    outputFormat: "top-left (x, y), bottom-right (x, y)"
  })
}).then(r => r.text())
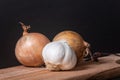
top-left (53, 30), bottom-right (89, 61)
top-left (15, 22), bottom-right (50, 67)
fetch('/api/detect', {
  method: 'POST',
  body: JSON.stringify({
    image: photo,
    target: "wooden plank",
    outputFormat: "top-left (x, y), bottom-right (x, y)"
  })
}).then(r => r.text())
top-left (0, 54), bottom-right (120, 80)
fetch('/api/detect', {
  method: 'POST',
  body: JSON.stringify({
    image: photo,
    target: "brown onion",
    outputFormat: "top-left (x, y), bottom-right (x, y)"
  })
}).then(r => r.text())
top-left (15, 22), bottom-right (50, 67)
top-left (53, 30), bottom-right (90, 61)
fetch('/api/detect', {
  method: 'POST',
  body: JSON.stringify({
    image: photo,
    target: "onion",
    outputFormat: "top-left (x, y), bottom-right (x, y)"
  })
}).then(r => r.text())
top-left (15, 22), bottom-right (50, 67)
top-left (53, 30), bottom-right (90, 61)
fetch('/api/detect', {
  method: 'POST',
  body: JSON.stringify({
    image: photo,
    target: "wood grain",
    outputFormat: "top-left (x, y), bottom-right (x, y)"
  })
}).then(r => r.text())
top-left (0, 54), bottom-right (120, 80)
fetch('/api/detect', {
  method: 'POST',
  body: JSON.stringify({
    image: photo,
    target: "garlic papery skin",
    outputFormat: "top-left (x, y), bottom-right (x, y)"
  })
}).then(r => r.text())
top-left (42, 41), bottom-right (77, 71)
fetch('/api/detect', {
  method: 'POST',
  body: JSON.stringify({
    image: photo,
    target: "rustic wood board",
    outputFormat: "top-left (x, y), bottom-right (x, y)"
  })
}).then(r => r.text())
top-left (0, 54), bottom-right (120, 80)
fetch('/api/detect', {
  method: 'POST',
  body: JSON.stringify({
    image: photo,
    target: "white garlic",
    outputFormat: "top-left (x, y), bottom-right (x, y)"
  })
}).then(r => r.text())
top-left (42, 40), bottom-right (77, 71)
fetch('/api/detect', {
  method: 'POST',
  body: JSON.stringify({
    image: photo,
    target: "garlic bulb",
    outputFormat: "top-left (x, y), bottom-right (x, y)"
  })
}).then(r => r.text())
top-left (42, 40), bottom-right (77, 71)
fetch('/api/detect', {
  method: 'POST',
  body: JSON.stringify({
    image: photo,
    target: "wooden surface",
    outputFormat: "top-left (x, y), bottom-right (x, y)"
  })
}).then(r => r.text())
top-left (0, 54), bottom-right (120, 80)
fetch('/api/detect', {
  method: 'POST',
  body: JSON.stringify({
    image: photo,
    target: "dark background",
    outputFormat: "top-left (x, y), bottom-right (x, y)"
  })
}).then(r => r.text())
top-left (0, 0), bottom-right (120, 68)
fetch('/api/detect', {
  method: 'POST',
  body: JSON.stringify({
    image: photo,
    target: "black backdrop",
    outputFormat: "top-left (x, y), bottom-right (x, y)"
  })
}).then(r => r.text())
top-left (0, 0), bottom-right (120, 68)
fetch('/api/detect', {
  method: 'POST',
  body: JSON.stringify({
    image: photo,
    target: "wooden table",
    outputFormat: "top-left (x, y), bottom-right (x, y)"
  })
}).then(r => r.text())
top-left (0, 54), bottom-right (120, 80)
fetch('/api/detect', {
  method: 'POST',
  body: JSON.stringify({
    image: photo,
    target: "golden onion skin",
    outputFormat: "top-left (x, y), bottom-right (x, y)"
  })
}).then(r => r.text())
top-left (15, 33), bottom-right (50, 67)
top-left (53, 30), bottom-right (88, 61)
top-left (15, 22), bottom-right (50, 67)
